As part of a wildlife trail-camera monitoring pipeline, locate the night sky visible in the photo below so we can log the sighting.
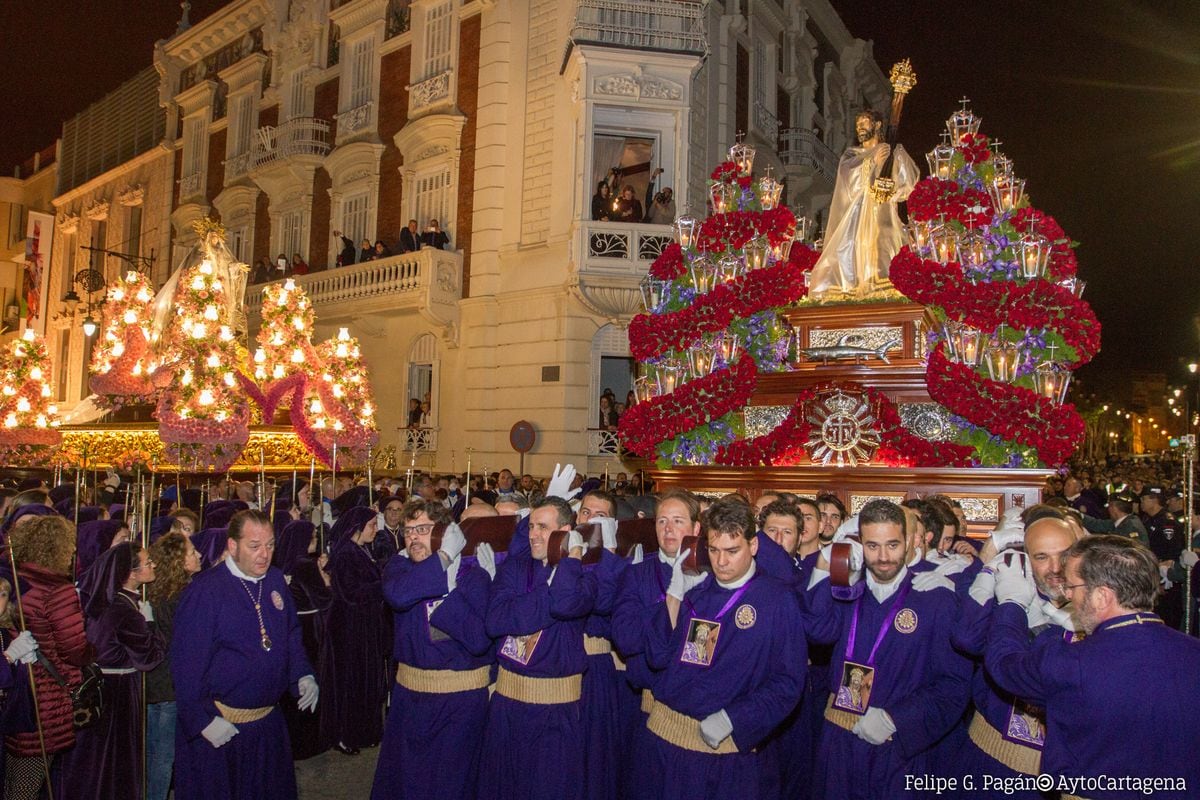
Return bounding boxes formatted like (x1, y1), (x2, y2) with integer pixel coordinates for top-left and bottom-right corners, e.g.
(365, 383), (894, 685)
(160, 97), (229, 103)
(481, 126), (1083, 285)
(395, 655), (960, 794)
(1, 1), (1196, 402)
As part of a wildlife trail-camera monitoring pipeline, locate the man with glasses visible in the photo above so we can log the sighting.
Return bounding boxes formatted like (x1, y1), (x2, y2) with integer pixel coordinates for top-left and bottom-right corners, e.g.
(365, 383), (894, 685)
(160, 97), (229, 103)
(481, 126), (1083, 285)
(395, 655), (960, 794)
(371, 498), (492, 800)
(986, 534), (1200, 796)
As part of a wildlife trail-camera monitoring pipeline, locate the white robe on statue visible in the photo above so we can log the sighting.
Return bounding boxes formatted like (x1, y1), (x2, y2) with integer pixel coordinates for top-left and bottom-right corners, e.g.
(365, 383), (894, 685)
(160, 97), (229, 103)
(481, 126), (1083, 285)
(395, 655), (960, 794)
(808, 142), (918, 296)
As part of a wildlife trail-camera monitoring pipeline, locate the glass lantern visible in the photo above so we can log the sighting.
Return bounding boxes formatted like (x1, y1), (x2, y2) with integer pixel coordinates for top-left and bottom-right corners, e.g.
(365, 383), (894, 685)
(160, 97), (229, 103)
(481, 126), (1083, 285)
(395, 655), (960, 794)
(957, 229), (989, 278)
(1034, 362), (1071, 405)
(953, 324), (986, 367)
(985, 341), (1021, 383)
(947, 105), (981, 145)
(758, 172), (783, 210)
(925, 136), (956, 180)
(729, 140), (756, 176)
(988, 176), (1025, 214)
(655, 360), (681, 395)
(744, 238), (769, 271)
(1016, 232), (1050, 279)
(1058, 277), (1086, 298)
(794, 215), (817, 244)
(634, 375), (656, 403)
(689, 256), (715, 294)
(992, 152), (1014, 182)
(719, 333), (740, 365)
(639, 274), (667, 313)
(673, 213), (698, 249)
(709, 182), (736, 215)
(718, 255), (744, 283)
(930, 226), (960, 265)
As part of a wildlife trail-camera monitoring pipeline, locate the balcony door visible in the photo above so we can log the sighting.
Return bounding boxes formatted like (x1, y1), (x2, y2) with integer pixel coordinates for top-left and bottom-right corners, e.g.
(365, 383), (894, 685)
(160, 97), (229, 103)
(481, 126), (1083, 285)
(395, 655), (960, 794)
(592, 133), (658, 215)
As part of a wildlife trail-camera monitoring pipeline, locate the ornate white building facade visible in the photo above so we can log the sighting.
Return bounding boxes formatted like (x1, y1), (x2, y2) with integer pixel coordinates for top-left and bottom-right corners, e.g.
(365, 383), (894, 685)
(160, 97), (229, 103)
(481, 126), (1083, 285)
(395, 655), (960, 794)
(44, 0), (888, 476)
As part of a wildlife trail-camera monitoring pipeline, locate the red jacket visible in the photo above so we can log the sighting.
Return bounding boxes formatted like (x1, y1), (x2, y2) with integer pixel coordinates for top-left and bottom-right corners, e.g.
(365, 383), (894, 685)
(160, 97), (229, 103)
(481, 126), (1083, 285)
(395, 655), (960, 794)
(5, 563), (93, 756)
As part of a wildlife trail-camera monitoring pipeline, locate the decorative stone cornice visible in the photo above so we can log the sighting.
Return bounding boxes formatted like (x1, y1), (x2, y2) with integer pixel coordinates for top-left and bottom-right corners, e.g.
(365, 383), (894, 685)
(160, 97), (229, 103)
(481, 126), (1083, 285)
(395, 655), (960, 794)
(57, 213), (80, 235)
(117, 185), (145, 207)
(84, 200), (111, 221)
(329, 0), (389, 38)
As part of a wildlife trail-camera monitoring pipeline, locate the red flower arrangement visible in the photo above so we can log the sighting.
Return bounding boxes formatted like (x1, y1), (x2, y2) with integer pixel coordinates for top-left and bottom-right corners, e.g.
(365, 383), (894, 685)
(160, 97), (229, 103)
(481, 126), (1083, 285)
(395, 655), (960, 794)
(717, 382), (974, 468)
(926, 347), (1084, 467)
(629, 250), (814, 361)
(710, 161), (739, 182)
(1011, 207), (1077, 280)
(906, 178), (994, 228)
(649, 242), (686, 281)
(958, 132), (991, 164)
(619, 356), (758, 459)
(695, 207), (797, 256)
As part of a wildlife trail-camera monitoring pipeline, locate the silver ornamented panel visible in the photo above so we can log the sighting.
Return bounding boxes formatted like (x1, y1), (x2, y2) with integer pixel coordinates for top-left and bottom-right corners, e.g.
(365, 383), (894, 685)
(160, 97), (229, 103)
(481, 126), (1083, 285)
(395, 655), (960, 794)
(744, 405), (791, 438)
(898, 403), (954, 442)
(808, 327), (903, 352)
(956, 497), (1000, 523)
(850, 494), (907, 515)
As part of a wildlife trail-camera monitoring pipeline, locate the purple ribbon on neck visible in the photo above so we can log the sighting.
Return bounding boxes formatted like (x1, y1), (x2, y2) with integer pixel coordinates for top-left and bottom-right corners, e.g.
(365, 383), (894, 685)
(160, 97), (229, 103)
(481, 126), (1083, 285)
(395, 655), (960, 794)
(687, 576), (755, 626)
(845, 579), (912, 667)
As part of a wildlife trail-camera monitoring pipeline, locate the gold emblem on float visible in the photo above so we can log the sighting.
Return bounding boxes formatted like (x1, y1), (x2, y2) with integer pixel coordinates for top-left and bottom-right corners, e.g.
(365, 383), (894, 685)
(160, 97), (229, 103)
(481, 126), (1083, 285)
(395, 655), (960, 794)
(803, 391), (882, 467)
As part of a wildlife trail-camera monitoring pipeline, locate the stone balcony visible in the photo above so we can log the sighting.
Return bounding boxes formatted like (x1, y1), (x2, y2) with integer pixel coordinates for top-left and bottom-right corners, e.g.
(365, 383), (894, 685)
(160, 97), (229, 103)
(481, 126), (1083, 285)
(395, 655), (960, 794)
(250, 117), (332, 170)
(568, 220), (673, 322)
(246, 248), (463, 328)
(568, 0), (708, 56)
(752, 101), (780, 147)
(409, 70), (453, 117)
(179, 171), (204, 201)
(779, 127), (838, 185)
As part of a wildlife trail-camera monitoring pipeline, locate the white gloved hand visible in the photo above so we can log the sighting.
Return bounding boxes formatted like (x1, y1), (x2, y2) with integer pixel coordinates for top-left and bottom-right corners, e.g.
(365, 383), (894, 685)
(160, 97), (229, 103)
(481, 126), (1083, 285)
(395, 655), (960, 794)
(631, 543), (644, 565)
(439, 523), (467, 563)
(1042, 600), (1077, 632)
(912, 571), (955, 593)
(446, 554), (461, 593)
(1025, 598), (1051, 629)
(138, 600), (155, 623)
(666, 549), (709, 601)
(699, 709), (733, 749)
(967, 569), (996, 607)
(297, 675), (319, 712)
(518, 507), (531, 520)
(104, 470), (121, 490)
(4, 631), (38, 665)
(989, 510), (1025, 553)
(852, 707), (896, 745)
(1159, 565), (1173, 591)
(546, 463), (581, 502)
(934, 554), (971, 577)
(993, 553), (1036, 608)
(1179, 549), (1198, 569)
(567, 530), (587, 559)
(819, 539), (864, 576)
(476, 543), (497, 580)
(595, 517), (618, 550)
(202, 716), (239, 747)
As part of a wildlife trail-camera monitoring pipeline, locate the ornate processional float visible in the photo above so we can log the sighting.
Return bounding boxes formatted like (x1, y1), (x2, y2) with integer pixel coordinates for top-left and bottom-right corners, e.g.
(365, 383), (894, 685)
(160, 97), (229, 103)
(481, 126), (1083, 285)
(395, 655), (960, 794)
(622, 65), (1100, 532)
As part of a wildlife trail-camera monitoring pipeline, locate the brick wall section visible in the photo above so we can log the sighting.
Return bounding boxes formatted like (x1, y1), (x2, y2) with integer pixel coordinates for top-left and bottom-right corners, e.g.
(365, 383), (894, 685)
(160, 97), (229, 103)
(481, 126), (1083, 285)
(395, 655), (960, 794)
(253, 190), (271, 266)
(309, 168), (332, 270)
(315, 77), (340, 145)
(206, 128), (226, 206)
(376, 46), (411, 247)
(520, 0), (557, 244)
(456, 15), (480, 298)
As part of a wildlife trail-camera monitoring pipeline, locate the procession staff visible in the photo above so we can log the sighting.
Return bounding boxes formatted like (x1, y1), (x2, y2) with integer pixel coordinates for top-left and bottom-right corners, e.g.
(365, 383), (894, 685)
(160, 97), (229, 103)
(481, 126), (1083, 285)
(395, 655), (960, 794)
(985, 534), (1200, 797)
(640, 499), (807, 800)
(171, 510), (317, 800)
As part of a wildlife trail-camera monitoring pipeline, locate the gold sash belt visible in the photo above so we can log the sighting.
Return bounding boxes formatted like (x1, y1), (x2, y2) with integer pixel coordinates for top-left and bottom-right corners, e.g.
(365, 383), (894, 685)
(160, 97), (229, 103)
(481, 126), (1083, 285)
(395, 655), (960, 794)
(640, 689), (655, 714)
(584, 635), (613, 655)
(646, 700), (738, 755)
(495, 667), (582, 705)
(395, 663), (491, 694)
(823, 694), (861, 733)
(967, 711), (1041, 776)
(611, 651), (627, 672)
(214, 700), (273, 725)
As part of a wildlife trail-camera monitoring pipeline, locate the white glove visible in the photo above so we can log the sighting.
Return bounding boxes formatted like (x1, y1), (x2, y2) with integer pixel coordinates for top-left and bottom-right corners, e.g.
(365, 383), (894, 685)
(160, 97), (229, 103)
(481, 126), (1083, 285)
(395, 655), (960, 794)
(439, 523), (467, 563)
(104, 470), (121, 490)
(699, 709), (733, 749)
(476, 542), (497, 580)
(202, 716), (239, 748)
(138, 600), (155, 623)
(1041, 600), (1076, 632)
(567, 530), (587, 559)
(446, 554), (461, 593)
(376, 512), (387, 530)
(934, 554), (971, 577)
(4, 631), (38, 665)
(1180, 549), (1199, 569)
(1025, 598), (1051, 629)
(518, 507), (530, 520)
(912, 571), (955, 593)
(631, 543), (644, 565)
(989, 512), (1025, 553)
(819, 539), (864, 576)
(546, 463), (581, 502)
(852, 707), (896, 745)
(1159, 565), (1173, 591)
(967, 569), (995, 607)
(666, 549), (709, 601)
(993, 553), (1036, 608)
(298, 675), (319, 712)
(595, 517), (618, 550)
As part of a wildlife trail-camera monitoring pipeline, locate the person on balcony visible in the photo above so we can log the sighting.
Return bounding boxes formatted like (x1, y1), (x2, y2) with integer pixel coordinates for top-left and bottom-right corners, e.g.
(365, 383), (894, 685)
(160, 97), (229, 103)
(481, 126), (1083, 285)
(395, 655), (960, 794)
(251, 257), (272, 284)
(420, 220), (450, 250)
(398, 219), (421, 254)
(643, 167), (675, 224)
(359, 239), (374, 263)
(272, 254), (290, 281)
(372, 240), (393, 260)
(591, 181), (614, 222)
(614, 184), (643, 223)
(333, 231), (356, 267)
(291, 253), (310, 276)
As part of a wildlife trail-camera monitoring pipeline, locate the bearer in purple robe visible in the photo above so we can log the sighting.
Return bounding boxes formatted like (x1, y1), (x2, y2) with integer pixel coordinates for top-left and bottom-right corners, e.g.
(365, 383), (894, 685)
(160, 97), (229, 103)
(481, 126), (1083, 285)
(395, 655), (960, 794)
(948, 513), (1079, 797)
(171, 510), (318, 800)
(477, 496), (597, 800)
(371, 498), (493, 800)
(985, 534), (1200, 798)
(802, 499), (972, 800)
(641, 498), (807, 800)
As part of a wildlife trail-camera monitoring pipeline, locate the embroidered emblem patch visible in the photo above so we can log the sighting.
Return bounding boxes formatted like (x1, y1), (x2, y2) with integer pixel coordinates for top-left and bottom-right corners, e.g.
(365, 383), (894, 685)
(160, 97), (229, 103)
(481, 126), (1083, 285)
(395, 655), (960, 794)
(893, 608), (918, 634)
(271, 590), (285, 611)
(735, 604), (757, 629)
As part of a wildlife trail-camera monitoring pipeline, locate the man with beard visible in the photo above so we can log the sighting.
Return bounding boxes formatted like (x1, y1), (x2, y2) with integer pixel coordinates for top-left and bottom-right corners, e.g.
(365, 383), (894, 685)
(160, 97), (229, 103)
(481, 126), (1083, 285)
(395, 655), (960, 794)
(611, 489), (700, 800)
(802, 499), (972, 799)
(816, 493), (846, 545)
(478, 496), (596, 800)
(371, 499), (493, 800)
(640, 499), (806, 800)
(985, 535), (1200, 797)
(947, 514), (1080, 797)
(807, 109), (919, 298)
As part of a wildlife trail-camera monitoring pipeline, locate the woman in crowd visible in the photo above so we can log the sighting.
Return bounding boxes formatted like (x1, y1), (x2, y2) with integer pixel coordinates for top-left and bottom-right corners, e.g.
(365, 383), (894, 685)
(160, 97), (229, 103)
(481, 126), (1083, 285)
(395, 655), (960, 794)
(322, 506), (388, 755)
(291, 252), (310, 275)
(614, 183), (643, 222)
(372, 240), (392, 259)
(274, 516), (331, 759)
(359, 239), (374, 264)
(144, 532), (202, 800)
(5, 515), (92, 800)
(63, 542), (165, 800)
(591, 180), (614, 221)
